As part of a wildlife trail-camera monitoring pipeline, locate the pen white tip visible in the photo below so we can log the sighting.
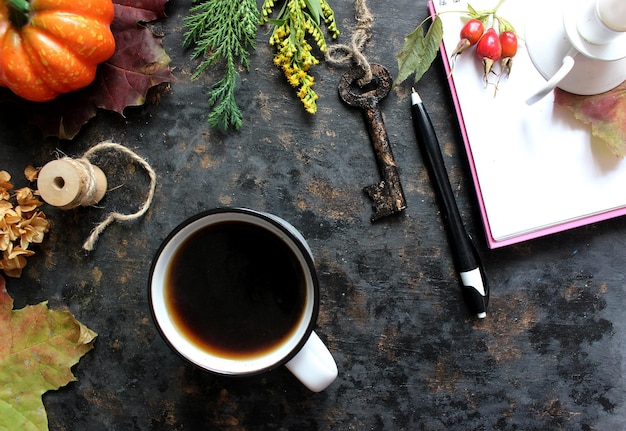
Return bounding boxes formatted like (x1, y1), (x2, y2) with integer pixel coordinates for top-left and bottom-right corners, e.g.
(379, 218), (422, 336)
(411, 87), (422, 105)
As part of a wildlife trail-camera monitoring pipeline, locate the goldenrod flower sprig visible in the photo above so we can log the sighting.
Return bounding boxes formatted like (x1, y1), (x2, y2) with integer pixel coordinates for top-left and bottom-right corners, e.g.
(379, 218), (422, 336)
(261, 0), (339, 114)
(0, 169), (50, 278)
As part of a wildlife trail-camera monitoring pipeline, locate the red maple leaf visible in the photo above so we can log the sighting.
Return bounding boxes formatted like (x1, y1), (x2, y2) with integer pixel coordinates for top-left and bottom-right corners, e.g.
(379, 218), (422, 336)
(555, 81), (626, 158)
(0, 0), (176, 140)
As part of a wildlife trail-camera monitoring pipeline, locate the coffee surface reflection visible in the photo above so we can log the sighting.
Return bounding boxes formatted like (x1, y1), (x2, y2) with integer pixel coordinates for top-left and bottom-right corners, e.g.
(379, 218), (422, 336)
(165, 220), (307, 360)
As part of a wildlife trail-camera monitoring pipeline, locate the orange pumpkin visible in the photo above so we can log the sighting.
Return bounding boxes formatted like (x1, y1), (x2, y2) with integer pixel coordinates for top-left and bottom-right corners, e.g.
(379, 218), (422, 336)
(0, 0), (116, 102)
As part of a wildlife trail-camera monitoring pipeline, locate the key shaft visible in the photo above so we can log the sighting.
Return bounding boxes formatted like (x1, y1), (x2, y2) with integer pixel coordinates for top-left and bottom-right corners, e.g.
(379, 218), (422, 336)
(338, 64), (407, 221)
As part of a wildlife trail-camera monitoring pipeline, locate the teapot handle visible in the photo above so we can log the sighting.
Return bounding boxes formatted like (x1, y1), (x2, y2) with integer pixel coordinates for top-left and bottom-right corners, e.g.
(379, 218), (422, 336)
(526, 54), (576, 105)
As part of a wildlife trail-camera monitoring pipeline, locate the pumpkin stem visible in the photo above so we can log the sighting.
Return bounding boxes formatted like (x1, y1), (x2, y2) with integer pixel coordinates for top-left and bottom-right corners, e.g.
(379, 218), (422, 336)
(6, 0), (30, 29)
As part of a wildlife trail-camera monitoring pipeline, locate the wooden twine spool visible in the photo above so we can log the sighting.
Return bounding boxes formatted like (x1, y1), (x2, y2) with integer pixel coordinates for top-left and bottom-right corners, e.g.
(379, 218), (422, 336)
(37, 158), (108, 210)
(35, 142), (156, 252)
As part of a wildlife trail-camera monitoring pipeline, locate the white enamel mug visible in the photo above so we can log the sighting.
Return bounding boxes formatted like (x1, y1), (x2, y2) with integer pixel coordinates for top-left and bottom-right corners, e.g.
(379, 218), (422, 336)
(149, 208), (338, 392)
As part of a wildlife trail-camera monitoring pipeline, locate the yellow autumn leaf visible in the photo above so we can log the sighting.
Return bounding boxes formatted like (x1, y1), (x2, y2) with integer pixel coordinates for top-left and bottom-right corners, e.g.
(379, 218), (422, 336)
(0, 275), (97, 431)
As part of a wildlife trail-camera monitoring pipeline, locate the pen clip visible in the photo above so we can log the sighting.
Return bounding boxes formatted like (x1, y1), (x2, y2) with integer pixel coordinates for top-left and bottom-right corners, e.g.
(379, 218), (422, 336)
(464, 233), (490, 313)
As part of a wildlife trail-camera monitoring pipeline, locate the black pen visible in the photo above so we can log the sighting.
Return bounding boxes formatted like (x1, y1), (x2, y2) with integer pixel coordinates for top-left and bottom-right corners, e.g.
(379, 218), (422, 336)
(410, 88), (489, 318)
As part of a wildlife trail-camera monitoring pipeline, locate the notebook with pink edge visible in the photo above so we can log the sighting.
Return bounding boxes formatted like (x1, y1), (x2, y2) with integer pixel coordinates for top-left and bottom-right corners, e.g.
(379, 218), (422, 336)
(428, 0), (626, 248)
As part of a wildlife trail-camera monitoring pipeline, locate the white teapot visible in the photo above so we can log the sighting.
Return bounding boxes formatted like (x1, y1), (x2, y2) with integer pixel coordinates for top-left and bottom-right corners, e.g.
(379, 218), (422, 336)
(526, 0), (626, 105)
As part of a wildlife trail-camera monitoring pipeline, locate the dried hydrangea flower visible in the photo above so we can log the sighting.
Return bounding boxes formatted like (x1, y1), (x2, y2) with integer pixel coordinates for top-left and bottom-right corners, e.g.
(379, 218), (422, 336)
(0, 221), (11, 251)
(1, 243), (35, 278)
(18, 212), (49, 248)
(2, 208), (21, 234)
(15, 187), (43, 213)
(0, 171), (13, 201)
(0, 199), (12, 216)
(24, 166), (39, 183)
(0, 169), (50, 278)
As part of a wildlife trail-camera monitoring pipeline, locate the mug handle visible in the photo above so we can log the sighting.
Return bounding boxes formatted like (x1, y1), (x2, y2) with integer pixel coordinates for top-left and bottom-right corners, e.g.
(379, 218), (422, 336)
(285, 331), (338, 392)
(526, 53), (576, 105)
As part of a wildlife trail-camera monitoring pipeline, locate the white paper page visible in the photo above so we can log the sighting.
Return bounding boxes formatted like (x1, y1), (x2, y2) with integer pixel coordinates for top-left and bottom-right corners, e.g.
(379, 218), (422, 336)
(434, 0), (626, 242)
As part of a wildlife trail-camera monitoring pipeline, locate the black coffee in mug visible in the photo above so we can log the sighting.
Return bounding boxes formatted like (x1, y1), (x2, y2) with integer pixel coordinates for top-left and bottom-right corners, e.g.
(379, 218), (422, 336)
(165, 220), (307, 360)
(150, 208), (337, 391)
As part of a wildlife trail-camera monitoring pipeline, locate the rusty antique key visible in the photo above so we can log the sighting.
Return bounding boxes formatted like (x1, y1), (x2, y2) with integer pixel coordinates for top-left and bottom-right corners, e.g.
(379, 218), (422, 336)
(338, 64), (407, 221)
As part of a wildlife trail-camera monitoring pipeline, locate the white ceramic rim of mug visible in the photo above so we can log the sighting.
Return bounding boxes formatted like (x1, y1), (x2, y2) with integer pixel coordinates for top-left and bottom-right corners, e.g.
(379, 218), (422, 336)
(149, 208), (319, 376)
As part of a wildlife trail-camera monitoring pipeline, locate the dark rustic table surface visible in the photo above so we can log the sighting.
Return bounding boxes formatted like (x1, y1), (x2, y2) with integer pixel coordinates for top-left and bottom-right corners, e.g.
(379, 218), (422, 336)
(3, 0), (626, 430)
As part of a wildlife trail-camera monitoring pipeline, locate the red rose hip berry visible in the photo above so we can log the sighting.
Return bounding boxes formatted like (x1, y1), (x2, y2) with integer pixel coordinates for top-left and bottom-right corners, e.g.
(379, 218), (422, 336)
(450, 19), (485, 59)
(499, 30), (518, 77)
(476, 28), (502, 83)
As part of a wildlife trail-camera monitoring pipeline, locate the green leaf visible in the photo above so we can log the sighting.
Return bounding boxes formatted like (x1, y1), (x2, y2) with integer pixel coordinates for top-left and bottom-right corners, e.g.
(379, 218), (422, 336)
(303, 0), (323, 24)
(395, 15), (443, 87)
(0, 276), (97, 431)
(497, 16), (516, 34)
(467, 3), (478, 18)
(267, 18), (286, 26)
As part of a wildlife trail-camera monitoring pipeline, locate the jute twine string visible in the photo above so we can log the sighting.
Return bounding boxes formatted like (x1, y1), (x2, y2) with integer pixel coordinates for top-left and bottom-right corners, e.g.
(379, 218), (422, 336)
(62, 157), (101, 208)
(68, 141), (157, 252)
(325, 0), (374, 85)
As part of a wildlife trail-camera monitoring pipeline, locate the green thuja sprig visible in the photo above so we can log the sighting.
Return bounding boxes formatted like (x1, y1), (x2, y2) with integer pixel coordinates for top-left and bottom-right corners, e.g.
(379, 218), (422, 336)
(260, 0), (339, 114)
(183, 0), (259, 130)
